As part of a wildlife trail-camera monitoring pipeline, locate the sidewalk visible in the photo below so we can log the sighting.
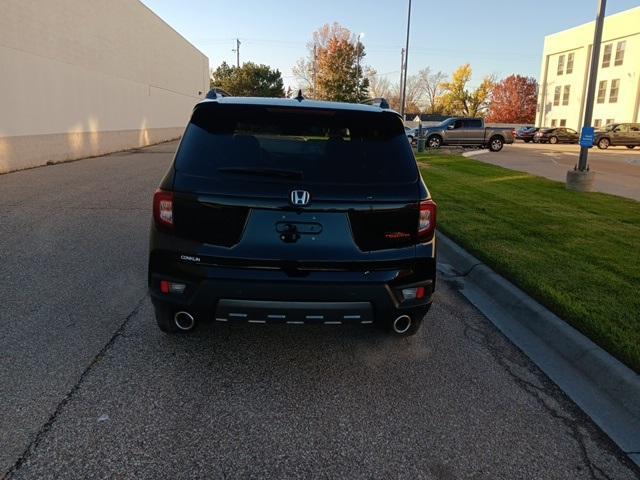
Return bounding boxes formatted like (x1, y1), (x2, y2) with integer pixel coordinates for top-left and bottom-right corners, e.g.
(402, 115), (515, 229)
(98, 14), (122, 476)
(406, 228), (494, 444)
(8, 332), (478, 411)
(469, 143), (640, 201)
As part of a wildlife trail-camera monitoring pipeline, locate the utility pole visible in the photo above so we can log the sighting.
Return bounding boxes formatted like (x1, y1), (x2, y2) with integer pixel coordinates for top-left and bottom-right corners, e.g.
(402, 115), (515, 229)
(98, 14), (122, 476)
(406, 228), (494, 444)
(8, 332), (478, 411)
(400, 0), (412, 120)
(567, 0), (606, 191)
(232, 38), (241, 68)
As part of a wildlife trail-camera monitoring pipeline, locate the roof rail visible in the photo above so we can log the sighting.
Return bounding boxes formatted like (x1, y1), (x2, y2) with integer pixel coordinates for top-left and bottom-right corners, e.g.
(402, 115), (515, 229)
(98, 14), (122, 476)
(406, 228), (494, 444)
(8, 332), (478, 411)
(206, 88), (231, 99)
(361, 97), (390, 109)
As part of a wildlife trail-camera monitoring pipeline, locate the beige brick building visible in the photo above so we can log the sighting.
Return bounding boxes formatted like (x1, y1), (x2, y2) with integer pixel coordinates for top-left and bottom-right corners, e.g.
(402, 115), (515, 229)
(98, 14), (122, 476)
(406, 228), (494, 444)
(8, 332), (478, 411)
(536, 6), (640, 130)
(0, 1), (209, 173)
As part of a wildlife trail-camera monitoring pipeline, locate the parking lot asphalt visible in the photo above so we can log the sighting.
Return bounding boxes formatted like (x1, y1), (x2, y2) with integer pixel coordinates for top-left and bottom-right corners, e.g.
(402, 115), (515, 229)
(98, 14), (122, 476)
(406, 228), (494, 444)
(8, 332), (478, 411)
(473, 142), (640, 201)
(1, 142), (639, 479)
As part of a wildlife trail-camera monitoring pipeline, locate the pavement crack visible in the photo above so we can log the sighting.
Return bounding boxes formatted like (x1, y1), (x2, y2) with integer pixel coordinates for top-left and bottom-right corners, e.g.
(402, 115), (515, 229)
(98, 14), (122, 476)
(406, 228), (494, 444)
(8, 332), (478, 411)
(3, 294), (148, 479)
(437, 262), (483, 281)
(459, 262), (483, 277)
(461, 314), (621, 480)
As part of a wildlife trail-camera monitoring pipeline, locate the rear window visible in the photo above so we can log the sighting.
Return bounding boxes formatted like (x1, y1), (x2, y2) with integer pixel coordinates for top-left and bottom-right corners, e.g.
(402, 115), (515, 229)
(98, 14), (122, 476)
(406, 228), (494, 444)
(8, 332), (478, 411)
(463, 119), (482, 128)
(175, 103), (417, 185)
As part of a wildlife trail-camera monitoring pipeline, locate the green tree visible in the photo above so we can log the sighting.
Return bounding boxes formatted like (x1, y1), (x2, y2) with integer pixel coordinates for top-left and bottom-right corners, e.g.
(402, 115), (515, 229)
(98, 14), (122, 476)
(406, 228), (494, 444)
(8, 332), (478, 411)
(210, 61), (285, 97)
(440, 64), (494, 117)
(293, 23), (369, 102)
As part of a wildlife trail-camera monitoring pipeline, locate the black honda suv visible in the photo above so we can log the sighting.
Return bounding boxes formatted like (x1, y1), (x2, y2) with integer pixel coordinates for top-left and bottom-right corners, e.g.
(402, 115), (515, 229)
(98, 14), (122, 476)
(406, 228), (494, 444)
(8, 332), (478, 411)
(148, 94), (437, 336)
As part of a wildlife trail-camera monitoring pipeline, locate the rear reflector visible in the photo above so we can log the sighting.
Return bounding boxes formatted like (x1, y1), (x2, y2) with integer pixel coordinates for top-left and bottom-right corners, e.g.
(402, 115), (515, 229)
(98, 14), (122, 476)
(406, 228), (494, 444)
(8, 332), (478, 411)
(160, 280), (186, 294)
(401, 286), (426, 300)
(153, 190), (174, 228)
(418, 199), (437, 242)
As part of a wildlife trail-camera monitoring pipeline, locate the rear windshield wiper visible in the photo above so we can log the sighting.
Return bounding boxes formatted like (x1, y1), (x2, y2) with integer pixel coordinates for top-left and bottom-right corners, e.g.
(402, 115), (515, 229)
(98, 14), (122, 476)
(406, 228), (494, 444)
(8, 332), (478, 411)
(217, 167), (303, 180)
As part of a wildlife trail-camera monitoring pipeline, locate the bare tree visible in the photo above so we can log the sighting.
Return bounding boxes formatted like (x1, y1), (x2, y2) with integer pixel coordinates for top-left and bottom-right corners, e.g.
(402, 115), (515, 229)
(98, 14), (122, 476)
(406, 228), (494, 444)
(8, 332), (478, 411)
(418, 68), (448, 114)
(365, 68), (391, 98)
(292, 57), (314, 95)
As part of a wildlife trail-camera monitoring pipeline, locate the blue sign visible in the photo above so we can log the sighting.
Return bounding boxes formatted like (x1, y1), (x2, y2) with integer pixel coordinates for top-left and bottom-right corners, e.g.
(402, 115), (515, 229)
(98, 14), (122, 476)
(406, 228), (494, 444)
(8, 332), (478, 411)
(580, 127), (595, 148)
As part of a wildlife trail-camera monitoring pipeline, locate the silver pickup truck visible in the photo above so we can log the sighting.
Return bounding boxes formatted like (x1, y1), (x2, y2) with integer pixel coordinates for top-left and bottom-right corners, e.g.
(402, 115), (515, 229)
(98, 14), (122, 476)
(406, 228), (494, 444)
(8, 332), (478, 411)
(422, 117), (514, 152)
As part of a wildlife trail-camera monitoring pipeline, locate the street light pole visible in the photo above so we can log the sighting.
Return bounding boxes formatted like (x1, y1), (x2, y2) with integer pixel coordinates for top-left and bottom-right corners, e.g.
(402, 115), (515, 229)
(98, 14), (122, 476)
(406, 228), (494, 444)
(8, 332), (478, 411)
(356, 33), (363, 98)
(566, 0), (606, 192)
(400, 0), (412, 120)
(399, 48), (405, 110)
(577, 0), (607, 172)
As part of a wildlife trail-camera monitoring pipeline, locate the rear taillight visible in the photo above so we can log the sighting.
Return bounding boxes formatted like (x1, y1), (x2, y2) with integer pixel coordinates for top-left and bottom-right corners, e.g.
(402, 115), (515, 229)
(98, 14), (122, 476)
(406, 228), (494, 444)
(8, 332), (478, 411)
(418, 199), (437, 242)
(153, 189), (174, 228)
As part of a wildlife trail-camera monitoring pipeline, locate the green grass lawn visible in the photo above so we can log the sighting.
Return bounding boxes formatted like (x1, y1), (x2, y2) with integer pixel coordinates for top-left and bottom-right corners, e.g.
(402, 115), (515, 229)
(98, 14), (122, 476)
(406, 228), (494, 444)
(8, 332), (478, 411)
(417, 153), (640, 372)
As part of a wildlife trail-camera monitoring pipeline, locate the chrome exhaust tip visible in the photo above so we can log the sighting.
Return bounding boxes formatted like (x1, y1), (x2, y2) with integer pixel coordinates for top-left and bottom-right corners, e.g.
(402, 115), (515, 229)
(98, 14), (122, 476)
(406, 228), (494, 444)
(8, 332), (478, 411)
(392, 315), (412, 334)
(174, 311), (195, 331)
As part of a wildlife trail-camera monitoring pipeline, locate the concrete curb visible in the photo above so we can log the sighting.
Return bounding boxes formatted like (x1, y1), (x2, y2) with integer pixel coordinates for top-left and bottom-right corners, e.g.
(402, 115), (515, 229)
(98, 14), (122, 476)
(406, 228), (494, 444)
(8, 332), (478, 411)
(436, 232), (640, 466)
(461, 149), (490, 157)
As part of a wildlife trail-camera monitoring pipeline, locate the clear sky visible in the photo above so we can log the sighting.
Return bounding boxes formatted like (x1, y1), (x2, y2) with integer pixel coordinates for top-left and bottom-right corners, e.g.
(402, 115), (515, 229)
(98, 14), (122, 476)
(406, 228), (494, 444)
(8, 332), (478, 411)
(141, 0), (640, 88)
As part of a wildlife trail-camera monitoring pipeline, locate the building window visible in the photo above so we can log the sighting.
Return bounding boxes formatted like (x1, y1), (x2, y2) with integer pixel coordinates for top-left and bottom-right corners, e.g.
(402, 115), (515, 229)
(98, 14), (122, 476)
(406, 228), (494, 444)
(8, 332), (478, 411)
(557, 55), (565, 75)
(615, 41), (626, 66)
(553, 86), (561, 106)
(606, 119), (614, 126)
(562, 85), (570, 105)
(566, 53), (574, 74)
(609, 79), (620, 103)
(597, 80), (607, 103)
(602, 43), (612, 68)
(551, 119), (557, 127)
(560, 119), (567, 127)
(594, 119), (602, 128)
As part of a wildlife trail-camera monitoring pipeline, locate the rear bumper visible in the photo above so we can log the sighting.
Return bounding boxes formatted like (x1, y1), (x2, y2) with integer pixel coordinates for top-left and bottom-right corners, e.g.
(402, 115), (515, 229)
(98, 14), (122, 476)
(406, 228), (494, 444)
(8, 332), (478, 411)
(148, 250), (436, 327)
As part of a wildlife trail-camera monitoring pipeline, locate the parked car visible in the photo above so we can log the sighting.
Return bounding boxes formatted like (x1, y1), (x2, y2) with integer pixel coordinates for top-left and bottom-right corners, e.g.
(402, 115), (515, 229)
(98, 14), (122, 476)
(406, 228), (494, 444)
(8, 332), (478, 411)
(533, 127), (579, 144)
(405, 126), (426, 145)
(423, 117), (514, 152)
(405, 126), (415, 143)
(594, 123), (640, 149)
(515, 127), (539, 142)
(148, 94), (437, 336)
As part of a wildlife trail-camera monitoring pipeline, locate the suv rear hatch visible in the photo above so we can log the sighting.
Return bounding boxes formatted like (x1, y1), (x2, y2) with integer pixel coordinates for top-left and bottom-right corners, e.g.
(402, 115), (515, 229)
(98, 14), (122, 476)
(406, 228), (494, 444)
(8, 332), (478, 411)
(167, 101), (429, 268)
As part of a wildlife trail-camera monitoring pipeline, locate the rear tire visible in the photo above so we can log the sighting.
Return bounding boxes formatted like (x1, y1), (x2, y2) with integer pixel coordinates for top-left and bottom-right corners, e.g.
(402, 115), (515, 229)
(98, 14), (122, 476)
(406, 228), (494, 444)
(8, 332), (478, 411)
(627, 145), (635, 149)
(427, 135), (442, 148)
(549, 136), (558, 144)
(597, 138), (610, 149)
(524, 139), (531, 143)
(154, 304), (181, 334)
(489, 136), (504, 152)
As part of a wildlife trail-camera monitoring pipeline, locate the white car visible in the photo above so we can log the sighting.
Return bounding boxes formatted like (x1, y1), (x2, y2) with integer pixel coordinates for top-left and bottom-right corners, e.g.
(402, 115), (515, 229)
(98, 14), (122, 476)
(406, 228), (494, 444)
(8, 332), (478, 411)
(405, 126), (415, 143)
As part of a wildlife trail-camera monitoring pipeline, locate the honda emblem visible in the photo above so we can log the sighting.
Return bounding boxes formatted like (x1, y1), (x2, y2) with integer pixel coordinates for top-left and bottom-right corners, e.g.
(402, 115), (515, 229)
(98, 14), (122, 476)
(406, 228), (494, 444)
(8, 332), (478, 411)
(290, 190), (310, 206)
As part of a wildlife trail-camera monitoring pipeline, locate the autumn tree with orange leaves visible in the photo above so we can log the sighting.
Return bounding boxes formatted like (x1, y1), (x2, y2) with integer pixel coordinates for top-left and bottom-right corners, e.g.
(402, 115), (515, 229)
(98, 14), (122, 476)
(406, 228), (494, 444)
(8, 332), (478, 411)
(293, 23), (369, 102)
(486, 75), (538, 123)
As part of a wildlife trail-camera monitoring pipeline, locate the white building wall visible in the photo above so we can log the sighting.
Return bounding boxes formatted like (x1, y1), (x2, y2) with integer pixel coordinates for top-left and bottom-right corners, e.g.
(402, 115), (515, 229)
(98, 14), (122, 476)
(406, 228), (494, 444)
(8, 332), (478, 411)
(536, 6), (640, 130)
(0, 0), (209, 173)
